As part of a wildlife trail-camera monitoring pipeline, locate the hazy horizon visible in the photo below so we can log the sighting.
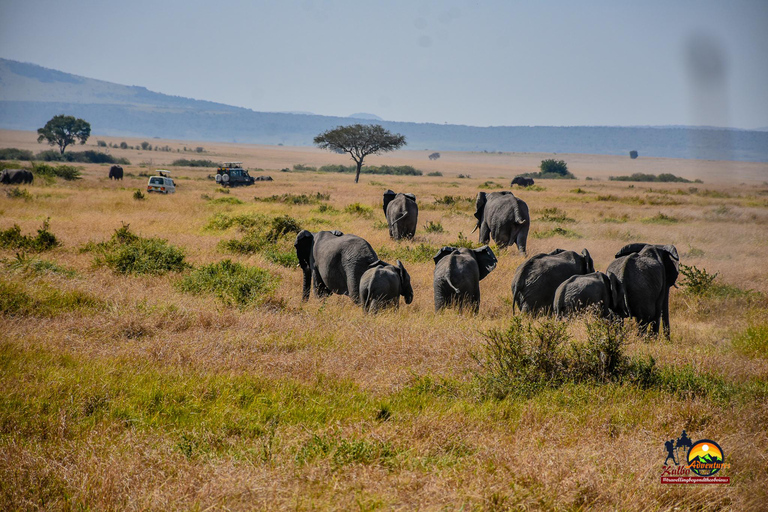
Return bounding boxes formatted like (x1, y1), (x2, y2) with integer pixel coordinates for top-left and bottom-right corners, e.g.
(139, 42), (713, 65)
(1, 0), (767, 130)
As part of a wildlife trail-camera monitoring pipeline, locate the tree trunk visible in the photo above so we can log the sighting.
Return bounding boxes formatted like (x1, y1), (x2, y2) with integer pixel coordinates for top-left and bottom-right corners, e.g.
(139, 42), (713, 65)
(354, 159), (363, 183)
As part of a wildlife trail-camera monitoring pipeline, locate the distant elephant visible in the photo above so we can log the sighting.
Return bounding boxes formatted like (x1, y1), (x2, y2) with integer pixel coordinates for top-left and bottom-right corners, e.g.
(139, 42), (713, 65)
(511, 176), (534, 187)
(512, 248), (595, 314)
(359, 259), (414, 313)
(0, 169), (32, 184)
(553, 271), (627, 318)
(109, 165), (123, 180)
(295, 230), (379, 304)
(433, 246), (497, 313)
(473, 191), (530, 253)
(255, 176), (273, 181)
(383, 190), (418, 240)
(606, 243), (679, 337)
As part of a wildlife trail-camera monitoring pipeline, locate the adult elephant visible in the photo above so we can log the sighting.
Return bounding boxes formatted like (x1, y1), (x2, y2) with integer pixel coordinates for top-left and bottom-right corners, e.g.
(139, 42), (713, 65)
(606, 243), (679, 337)
(383, 190), (418, 240)
(512, 248), (594, 314)
(553, 271), (627, 319)
(294, 230), (379, 304)
(511, 176), (534, 187)
(473, 191), (530, 253)
(433, 245), (497, 313)
(0, 169), (32, 184)
(109, 165), (123, 180)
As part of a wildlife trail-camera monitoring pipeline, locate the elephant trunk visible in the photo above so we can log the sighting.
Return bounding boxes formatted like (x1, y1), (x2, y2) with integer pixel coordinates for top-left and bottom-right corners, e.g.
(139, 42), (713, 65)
(301, 267), (312, 302)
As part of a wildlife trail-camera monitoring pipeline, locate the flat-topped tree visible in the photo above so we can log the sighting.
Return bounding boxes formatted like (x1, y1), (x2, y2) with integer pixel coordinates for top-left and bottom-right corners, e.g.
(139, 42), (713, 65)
(314, 124), (406, 183)
(37, 115), (91, 154)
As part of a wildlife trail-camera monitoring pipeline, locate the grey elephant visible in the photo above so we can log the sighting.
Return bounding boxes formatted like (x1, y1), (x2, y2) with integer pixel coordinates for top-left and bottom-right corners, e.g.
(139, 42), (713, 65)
(359, 259), (414, 313)
(433, 245), (497, 313)
(553, 271), (627, 318)
(512, 248), (595, 314)
(473, 191), (530, 253)
(1, 169), (33, 184)
(606, 243), (679, 337)
(109, 165), (123, 180)
(511, 176), (534, 187)
(294, 229), (379, 303)
(383, 190), (418, 240)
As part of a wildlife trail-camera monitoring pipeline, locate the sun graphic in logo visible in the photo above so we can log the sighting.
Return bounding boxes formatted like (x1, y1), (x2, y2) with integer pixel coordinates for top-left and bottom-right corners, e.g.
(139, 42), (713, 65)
(687, 439), (725, 476)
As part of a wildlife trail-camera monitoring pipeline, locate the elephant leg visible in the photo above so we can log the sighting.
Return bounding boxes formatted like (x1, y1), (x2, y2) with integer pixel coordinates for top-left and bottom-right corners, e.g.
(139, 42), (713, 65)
(347, 274), (362, 304)
(662, 291), (671, 338)
(313, 267), (332, 298)
(516, 226), (529, 255)
(479, 222), (491, 245)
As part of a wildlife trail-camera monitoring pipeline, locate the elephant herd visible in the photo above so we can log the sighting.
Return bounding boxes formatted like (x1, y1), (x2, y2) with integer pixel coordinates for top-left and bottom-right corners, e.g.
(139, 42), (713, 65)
(295, 189), (680, 337)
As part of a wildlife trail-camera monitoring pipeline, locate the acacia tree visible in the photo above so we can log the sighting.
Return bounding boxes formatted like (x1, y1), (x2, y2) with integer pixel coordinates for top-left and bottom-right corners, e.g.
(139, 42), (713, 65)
(37, 115), (91, 154)
(314, 124), (406, 183)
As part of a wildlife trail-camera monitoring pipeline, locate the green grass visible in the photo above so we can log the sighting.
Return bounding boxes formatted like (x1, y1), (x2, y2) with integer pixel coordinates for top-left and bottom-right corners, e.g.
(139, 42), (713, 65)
(0, 279), (101, 317)
(177, 259), (279, 307)
(344, 203), (373, 217)
(206, 212), (266, 231)
(478, 181), (503, 189)
(531, 226), (582, 239)
(732, 323), (768, 358)
(84, 224), (188, 275)
(537, 207), (576, 223)
(4, 187), (32, 201)
(377, 243), (438, 263)
(424, 221), (444, 233)
(207, 196), (243, 205)
(255, 192), (330, 205)
(3, 253), (76, 277)
(641, 212), (679, 224)
(219, 215), (301, 257)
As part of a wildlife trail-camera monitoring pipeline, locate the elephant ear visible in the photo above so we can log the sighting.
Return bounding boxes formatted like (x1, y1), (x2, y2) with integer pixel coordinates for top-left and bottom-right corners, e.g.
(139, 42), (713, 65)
(581, 248), (595, 273)
(367, 259), (386, 269)
(609, 272), (627, 317)
(330, 230), (344, 236)
(294, 230), (314, 271)
(659, 245), (680, 287)
(473, 192), (487, 229)
(403, 193), (416, 202)
(433, 246), (458, 266)
(661, 244), (679, 261)
(474, 245), (498, 281)
(383, 190), (396, 215)
(615, 243), (650, 258)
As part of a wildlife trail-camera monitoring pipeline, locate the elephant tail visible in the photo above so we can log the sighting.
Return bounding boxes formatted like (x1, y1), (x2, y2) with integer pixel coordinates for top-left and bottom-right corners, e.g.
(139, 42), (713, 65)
(391, 211), (409, 224)
(446, 257), (461, 295)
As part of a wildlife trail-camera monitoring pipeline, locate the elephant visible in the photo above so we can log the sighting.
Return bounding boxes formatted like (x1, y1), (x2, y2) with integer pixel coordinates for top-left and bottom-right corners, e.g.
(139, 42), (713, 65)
(511, 176), (534, 187)
(433, 245), (497, 313)
(383, 190), (418, 240)
(473, 191), (530, 253)
(254, 175), (273, 181)
(109, 165), (123, 180)
(512, 248), (595, 314)
(359, 259), (414, 313)
(553, 271), (627, 318)
(294, 230), (379, 304)
(606, 243), (679, 337)
(0, 169), (33, 184)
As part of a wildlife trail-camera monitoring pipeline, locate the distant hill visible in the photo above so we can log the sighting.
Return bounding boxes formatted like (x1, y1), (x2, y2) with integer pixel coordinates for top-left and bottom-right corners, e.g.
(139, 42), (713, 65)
(2, 58), (768, 162)
(348, 113), (384, 121)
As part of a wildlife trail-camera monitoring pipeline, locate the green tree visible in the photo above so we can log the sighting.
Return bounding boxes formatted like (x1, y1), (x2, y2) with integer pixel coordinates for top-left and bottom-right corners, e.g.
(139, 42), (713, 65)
(36, 115), (91, 155)
(314, 124), (406, 183)
(539, 159), (569, 176)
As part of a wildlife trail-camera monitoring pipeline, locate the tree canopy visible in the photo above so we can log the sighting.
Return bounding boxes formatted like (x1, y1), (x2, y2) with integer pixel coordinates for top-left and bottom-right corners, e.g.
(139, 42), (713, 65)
(37, 115), (91, 154)
(314, 124), (406, 183)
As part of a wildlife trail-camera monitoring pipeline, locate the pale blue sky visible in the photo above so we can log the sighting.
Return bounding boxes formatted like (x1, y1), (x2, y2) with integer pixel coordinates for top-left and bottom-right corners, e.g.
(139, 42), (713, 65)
(1, 0), (766, 129)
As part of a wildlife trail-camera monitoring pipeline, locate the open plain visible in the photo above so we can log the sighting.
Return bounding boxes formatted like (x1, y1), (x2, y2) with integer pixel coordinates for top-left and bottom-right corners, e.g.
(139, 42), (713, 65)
(1, 130), (768, 510)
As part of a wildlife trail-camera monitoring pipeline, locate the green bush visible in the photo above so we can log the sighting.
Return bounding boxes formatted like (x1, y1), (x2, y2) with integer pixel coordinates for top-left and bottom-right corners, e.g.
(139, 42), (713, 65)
(424, 221), (444, 233)
(86, 224), (188, 275)
(219, 215), (302, 265)
(0, 148), (34, 160)
(31, 162), (82, 180)
(0, 220), (60, 252)
(479, 181), (503, 189)
(0, 279), (101, 317)
(344, 203), (373, 217)
(316, 164), (422, 176)
(377, 243), (438, 263)
(177, 260), (279, 307)
(427, 171), (443, 177)
(5, 187), (32, 201)
(206, 213), (266, 231)
(133, 190), (145, 200)
(4, 253), (76, 277)
(34, 150), (129, 165)
(540, 159), (568, 176)
(609, 173), (700, 183)
(537, 207), (575, 223)
(732, 323), (768, 359)
(255, 192), (330, 205)
(532, 227), (582, 239)
(171, 159), (218, 167)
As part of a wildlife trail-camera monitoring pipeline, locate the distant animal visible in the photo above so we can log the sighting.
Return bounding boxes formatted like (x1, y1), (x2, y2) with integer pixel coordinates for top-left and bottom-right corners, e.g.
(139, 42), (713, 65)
(295, 230), (379, 304)
(254, 176), (273, 181)
(473, 191), (530, 253)
(553, 271), (627, 318)
(359, 259), (414, 313)
(433, 246), (497, 313)
(428, 152), (440, 160)
(512, 248), (595, 314)
(109, 165), (123, 180)
(606, 243), (679, 337)
(383, 190), (418, 240)
(511, 176), (534, 187)
(0, 169), (33, 184)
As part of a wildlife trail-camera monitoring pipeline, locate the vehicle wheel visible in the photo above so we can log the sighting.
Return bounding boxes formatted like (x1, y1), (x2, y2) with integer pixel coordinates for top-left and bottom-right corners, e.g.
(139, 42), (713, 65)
(221, 174), (230, 184)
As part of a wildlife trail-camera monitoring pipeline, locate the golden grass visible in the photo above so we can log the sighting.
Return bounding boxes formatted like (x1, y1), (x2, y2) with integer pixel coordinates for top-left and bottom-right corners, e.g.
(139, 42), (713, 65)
(1, 129), (768, 510)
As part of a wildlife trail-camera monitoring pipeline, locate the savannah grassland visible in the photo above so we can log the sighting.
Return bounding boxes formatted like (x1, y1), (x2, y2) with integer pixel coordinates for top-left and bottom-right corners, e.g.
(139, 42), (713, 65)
(1, 130), (768, 510)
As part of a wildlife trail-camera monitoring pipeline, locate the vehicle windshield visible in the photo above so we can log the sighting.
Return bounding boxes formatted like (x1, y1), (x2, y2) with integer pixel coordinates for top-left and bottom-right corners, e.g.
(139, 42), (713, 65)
(149, 177), (164, 184)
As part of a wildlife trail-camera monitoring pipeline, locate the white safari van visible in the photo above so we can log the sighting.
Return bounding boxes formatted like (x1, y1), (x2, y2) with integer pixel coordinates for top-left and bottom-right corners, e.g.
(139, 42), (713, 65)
(146, 170), (176, 194)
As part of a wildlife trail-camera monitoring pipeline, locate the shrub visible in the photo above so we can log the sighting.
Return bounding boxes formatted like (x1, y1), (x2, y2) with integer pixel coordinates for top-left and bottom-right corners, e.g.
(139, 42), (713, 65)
(97, 140), (107, 147)
(629, 150), (638, 159)
(344, 203), (373, 217)
(540, 159), (569, 176)
(177, 260), (278, 307)
(33, 150), (129, 164)
(678, 264), (718, 296)
(479, 181), (503, 189)
(5, 187), (32, 201)
(219, 215), (301, 259)
(5, 253), (76, 277)
(432, 195), (474, 208)
(86, 224), (188, 275)
(316, 164), (422, 176)
(208, 197), (244, 205)
(427, 171), (443, 177)
(424, 221), (444, 233)
(255, 192), (330, 205)
(609, 173), (698, 183)
(377, 243), (438, 263)
(31, 162), (82, 180)
(641, 212), (678, 224)
(133, 190), (145, 201)
(120, 142), (128, 149)
(140, 141), (151, 150)
(732, 323), (768, 359)
(532, 227), (582, 239)
(537, 207), (575, 223)
(0, 279), (101, 317)
(171, 159), (218, 167)
(0, 148), (34, 160)
(0, 220), (60, 252)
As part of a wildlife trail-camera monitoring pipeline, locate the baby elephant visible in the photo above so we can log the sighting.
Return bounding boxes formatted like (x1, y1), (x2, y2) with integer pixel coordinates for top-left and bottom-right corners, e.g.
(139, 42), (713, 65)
(433, 246), (497, 313)
(553, 271), (626, 318)
(359, 260), (414, 313)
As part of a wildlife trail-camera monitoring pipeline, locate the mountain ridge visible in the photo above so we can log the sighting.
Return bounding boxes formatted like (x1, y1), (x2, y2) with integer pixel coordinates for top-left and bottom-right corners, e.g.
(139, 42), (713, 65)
(2, 58), (768, 162)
